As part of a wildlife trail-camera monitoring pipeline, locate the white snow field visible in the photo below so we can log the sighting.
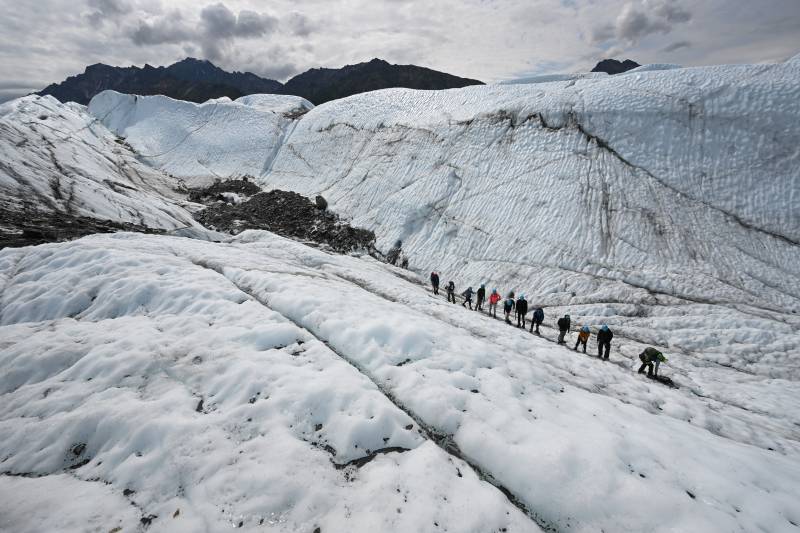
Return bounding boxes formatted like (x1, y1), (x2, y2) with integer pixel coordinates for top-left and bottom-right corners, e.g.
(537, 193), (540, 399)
(1, 231), (799, 533)
(86, 58), (800, 377)
(0, 96), (200, 232)
(89, 91), (312, 181)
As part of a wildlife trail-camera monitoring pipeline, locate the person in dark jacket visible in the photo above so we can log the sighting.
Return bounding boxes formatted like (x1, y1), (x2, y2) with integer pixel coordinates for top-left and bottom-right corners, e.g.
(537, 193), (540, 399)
(638, 347), (666, 377)
(515, 294), (528, 328)
(430, 272), (440, 295)
(475, 284), (486, 311)
(446, 281), (456, 303)
(596, 324), (613, 359)
(462, 286), (474, 309)
(503, 296), (515, 324)
(557, 314), (571, 344)
(530, 307), (544, 334)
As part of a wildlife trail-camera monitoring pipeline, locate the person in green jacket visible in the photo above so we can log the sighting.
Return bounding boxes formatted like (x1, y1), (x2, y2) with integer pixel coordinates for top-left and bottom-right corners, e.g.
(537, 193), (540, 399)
(638, 347), (667, 377)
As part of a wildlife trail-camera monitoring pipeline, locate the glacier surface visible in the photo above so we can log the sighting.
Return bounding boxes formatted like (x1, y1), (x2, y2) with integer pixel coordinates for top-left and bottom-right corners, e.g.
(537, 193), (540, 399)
(1, 232), (799, 532)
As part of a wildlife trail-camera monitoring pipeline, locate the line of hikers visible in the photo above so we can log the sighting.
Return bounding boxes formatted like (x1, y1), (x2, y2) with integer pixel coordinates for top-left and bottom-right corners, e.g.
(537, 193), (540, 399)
(430, 271), (668, 376)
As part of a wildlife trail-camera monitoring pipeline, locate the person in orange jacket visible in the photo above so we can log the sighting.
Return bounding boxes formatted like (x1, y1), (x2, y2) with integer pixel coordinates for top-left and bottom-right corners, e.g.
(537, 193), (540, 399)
(574, 325), (590, 353)
(488, 288), (501, 318)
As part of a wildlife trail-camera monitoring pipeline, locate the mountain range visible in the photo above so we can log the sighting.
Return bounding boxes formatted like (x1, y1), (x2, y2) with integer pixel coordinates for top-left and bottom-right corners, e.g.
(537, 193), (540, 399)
(38, 57), (484, 106)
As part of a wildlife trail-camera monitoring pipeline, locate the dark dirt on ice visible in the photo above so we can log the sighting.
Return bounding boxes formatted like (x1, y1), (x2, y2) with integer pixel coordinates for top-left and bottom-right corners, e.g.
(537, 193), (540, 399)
(190, 181), (377, 255)
(0, 208), (164, 249)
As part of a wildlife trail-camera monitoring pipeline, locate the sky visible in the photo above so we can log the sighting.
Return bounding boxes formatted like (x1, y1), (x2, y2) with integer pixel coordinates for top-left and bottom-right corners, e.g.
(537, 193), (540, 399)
(1, 0), (799, 102)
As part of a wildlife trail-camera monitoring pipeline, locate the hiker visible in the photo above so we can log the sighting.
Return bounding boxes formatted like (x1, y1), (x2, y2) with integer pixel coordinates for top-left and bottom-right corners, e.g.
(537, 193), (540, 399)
(430, 271), (440, 295)
(503, 295), (515, 324)
(446, 281), (456, 303)
(574, 325), (590, 353)
(557, 314), (571, 344)
(638, 347), (667, 377)
(597, 324), (613, 359)
(516, 294), (528, 328)
(530, 306), (544, 334)
(476, 284), (486, 311)
(462, 286), (474, 310)
(488, 289), (501, 318)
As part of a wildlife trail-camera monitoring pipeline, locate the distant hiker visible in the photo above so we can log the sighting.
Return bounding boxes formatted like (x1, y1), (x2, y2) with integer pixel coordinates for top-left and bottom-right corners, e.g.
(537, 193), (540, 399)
(476, 284), (486, 311)
(462, 286), (474, 310)
(574, 325), (590, 353)
(488, 289), (501, 318)
(503, 296), (515, 324)
(638, 347), (667, 377)
(401, 256), (409, 269)
(530, 306), (544, 334)
(557, 314), (571, 344)
(516, 294), (528, 328)
(597, 324), (613, 359)
(387, 240), (402, 265)
(446, 281), (456, 303)
(430, 272), (440, 295)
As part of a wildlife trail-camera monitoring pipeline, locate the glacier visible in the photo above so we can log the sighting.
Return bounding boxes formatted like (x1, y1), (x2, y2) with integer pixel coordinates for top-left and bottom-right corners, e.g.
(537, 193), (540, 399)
(87, 59), (800, 375)
(1, 57), (800, 532)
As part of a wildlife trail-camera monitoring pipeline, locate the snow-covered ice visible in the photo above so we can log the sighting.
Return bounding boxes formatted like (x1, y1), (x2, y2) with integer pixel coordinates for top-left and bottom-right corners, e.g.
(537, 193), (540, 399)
(2, 231), (799, 532)
(81, 58), (800, 374)
(90, 91), (312, 181)
(0, 95), (201, 232)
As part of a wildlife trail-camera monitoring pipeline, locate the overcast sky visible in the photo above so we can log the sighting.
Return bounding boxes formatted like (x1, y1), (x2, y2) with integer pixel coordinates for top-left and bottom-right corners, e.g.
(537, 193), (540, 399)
(1, 0), (799, 102)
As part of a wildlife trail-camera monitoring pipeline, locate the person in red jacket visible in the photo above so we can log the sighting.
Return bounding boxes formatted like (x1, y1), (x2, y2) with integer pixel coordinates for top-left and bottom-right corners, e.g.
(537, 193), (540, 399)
(488, 289), (501, 318)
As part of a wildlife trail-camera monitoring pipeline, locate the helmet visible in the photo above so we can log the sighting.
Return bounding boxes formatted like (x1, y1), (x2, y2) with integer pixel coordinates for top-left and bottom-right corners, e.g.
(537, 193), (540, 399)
(601, 324), (609, 331)
(492, 288), (497, 293)
(582, 325), (590, 332)
(565, 314), (570, 318)
(520, 294), (525, 299)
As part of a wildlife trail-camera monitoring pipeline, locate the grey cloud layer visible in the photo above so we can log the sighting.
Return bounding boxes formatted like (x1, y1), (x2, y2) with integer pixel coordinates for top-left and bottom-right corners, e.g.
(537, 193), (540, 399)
(0, 0), (798, 103)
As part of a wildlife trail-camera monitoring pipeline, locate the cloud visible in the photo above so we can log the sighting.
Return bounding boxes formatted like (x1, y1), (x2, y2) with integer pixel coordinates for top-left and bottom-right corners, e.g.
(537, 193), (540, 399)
(662, 40), (691, 53)
(129, 10), (193, 46)
(125, 3), (283, 62)
(287, 12), (314, 37)
(85, 0), (131, 28)
(612, 0), (692, 45)
(235, 10), (278, 38)
(200, 3), (278, 39)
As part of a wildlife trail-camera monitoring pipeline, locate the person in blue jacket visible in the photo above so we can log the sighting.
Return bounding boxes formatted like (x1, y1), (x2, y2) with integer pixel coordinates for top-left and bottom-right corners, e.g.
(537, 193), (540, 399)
(503, 295), (515, 324)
